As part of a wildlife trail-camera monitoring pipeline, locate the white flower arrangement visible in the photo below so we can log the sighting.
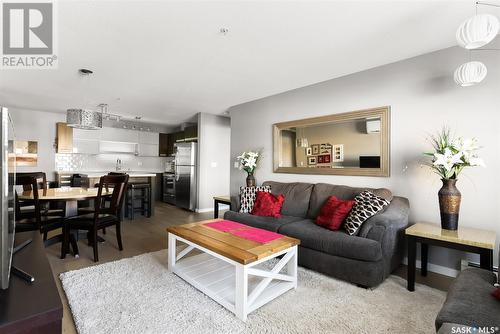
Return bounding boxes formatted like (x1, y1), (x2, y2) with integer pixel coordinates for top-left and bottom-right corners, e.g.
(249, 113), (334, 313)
(424, 128), (485, 180)
(236, 151), (260, 175)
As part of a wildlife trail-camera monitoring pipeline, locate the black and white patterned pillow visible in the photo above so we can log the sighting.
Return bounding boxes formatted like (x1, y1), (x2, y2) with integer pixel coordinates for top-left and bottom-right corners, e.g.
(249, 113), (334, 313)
(344, 191), (390, 236)
(239, 186), (271, 213)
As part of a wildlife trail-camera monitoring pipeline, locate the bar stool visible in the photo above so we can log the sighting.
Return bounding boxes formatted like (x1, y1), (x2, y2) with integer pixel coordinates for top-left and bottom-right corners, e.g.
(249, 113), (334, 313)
(125, 183), (151, 220)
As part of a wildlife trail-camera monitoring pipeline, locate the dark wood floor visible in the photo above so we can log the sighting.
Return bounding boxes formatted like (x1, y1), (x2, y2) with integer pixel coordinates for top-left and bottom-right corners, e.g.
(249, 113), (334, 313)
(42, 202), (452, 333)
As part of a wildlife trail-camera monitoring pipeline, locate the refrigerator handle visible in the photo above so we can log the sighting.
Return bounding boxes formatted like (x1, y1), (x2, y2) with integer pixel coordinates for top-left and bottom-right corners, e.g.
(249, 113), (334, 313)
(175, 164), (180, 181)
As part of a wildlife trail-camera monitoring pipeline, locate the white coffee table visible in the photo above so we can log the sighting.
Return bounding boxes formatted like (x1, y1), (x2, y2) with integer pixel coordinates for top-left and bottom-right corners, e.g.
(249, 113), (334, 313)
(166, 219), (300, 321)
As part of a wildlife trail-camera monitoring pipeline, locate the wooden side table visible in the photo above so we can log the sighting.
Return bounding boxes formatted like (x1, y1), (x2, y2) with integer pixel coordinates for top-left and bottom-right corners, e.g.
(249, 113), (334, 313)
(406, 222), (496, 291)
(213, 196), (231, 219)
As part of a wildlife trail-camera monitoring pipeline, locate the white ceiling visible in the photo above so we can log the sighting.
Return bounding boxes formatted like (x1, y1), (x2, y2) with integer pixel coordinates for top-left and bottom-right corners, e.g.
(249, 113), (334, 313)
(0, 0), (480, 125)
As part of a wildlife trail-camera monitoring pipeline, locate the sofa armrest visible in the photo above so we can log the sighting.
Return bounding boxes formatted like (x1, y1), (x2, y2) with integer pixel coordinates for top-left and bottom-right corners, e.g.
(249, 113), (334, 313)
(358, 196), (410, 242)
(230, 195), (240, 212)
(358, 196), (410, 275)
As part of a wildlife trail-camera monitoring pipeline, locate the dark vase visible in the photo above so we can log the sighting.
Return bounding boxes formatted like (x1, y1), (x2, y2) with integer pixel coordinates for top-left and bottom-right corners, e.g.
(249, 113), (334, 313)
(246, 174), (256, 187)
(438, 179), (461, 230)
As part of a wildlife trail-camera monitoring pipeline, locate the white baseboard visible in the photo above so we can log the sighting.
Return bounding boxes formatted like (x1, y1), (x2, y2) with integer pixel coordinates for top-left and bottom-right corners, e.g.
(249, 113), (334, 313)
(196, 208), (213, 213)
(402, 257), (459, 278)
(196, 204), (230, 213)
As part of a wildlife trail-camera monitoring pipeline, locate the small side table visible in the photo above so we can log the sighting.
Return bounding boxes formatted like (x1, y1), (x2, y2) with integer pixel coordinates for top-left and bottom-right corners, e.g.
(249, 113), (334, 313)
(406, 222), (496, 292)
(213, 196), (231, 219)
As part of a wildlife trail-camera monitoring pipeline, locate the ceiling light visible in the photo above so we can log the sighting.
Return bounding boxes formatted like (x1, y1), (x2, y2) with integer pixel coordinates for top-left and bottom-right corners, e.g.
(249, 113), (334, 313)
(67, 109), (103, 130)
(454, 61), (487, 86)
(456, 14), (499, 49)
(67, 69), (103, 130)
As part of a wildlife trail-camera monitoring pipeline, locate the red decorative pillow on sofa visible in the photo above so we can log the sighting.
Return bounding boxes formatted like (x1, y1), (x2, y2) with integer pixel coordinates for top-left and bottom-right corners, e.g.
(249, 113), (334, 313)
(492, 288), (500, 300)
(251, 191), (285, 218)
(315, 196), (356, 231)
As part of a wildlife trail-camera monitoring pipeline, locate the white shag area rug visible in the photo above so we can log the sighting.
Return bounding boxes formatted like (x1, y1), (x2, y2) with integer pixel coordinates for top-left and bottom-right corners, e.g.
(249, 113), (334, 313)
(60, 250), (445, 334)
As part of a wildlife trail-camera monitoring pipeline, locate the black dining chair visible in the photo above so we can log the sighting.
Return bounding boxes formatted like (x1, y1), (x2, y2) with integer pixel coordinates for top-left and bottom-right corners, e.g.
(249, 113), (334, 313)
(14, 175), (64, 240)
(63, 174), (129, 262)
(16, 172), (65, 218)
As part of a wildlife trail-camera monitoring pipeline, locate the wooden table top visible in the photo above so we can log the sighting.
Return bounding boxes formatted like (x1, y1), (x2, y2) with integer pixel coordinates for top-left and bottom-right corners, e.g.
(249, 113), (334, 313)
(18, 187), (112, 201)
(167, 219), (300, 265)
(406, 222), (496, 250)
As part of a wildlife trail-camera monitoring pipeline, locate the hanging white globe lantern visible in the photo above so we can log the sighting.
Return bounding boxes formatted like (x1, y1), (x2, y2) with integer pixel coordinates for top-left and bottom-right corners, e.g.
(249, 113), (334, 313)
(456, 14), (499, 49)
(454, 61), (487, 86)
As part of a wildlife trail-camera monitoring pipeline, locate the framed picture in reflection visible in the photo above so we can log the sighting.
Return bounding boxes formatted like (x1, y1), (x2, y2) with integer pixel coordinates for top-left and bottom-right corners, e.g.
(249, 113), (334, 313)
(308, 156), (317, 165)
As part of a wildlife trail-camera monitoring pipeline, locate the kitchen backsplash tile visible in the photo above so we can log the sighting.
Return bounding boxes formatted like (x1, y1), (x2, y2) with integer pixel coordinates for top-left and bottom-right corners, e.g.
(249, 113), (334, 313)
(55, 153), (169, 172)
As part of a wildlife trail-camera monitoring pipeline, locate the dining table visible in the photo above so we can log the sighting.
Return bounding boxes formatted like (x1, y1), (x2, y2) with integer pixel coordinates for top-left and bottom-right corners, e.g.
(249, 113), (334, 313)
(18, 187), (113, 257)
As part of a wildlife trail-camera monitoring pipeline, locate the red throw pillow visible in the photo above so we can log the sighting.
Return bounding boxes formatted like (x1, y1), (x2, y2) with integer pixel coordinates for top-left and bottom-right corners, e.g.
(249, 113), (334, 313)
(251, 191), (285, 218)
(316, 196), (356, 231)
(492, 288), (500, 301)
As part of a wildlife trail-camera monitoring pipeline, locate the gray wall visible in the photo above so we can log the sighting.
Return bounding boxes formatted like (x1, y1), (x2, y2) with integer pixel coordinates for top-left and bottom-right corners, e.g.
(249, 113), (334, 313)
(197, 113), (231, 211)
(10, 108), (65, 181)
(228, 45), (500, 276)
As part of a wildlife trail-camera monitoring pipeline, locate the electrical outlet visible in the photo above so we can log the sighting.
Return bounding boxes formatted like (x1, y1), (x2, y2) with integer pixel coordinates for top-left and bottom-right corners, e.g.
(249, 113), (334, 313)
(234, 162), (239, 168)
(137, 161), (143, 166)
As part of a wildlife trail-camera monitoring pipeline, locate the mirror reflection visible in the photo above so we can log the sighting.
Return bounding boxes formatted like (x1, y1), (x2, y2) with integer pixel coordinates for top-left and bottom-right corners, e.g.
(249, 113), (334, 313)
(273, 106), (390, 177)
(279, 118), (381, 169)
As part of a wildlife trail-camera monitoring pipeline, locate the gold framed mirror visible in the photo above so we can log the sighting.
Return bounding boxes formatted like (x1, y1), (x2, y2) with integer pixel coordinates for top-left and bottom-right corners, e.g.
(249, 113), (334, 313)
(273, 106), (390, 177)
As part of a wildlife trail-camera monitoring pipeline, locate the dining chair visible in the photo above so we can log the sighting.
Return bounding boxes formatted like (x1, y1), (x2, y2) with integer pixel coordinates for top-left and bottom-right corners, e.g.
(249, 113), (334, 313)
(63, 174), (129, 262)
(14, 175), (64, 240)
(16, 172), (65, 218)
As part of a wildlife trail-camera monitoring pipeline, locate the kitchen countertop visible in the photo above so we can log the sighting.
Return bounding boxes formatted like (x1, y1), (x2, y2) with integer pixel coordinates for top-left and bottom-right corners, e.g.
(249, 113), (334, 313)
(57, 171), (159, 177)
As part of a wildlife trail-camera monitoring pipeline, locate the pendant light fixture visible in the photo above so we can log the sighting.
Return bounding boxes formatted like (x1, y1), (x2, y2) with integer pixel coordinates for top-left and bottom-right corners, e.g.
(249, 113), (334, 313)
(453, 1), (500, 87)
(66, 69), (103, 130)
(453, 61), (488, 86)
(456, 14), (499, 49)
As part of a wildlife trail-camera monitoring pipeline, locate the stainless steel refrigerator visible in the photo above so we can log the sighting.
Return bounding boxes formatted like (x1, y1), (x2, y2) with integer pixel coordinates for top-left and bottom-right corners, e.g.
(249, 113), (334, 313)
(174, 142), (197, 211)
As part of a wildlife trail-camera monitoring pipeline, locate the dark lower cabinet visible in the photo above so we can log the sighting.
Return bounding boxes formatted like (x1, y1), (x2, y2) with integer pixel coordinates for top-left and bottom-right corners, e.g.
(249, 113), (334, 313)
(0, 231), (63, 334)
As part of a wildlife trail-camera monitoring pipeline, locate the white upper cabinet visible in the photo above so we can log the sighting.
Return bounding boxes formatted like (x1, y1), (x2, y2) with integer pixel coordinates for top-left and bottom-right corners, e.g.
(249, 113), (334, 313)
(73, 139), (99, 154)
(137, 143), (159, 157)
(139, 131), (159, 145)
(101, 128), (139, 143)
(73, 128), (102, 141)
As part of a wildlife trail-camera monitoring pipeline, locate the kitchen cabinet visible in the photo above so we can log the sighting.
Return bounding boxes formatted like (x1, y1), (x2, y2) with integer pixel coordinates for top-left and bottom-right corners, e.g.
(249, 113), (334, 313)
(73, 127), (102, 140)
(174, 131), (184, 143)
(159, 133), (169, 157)
(101, 128), (139, 143)
(139, 131), (159, 145)
(57, 122), (73, 153)
(184, 125), (198, 142)
(73, 139), (99, 154)
(138, 143), (159, 156)
(99, 141), (137, 154)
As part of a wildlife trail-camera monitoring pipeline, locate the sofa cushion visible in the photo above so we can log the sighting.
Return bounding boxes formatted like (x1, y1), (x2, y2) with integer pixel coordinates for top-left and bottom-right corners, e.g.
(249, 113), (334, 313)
(315, 196), (355, 231)
(251, 191), (285, 218)
(223, 210), (303, 232)
(239, 185), (271, 213)
(307, 183), (393, 218)
(262, 181), (313, 218)
(436, 268), (500, 329)
(344, 191), (390, 236)
(278, 219), (382, 262)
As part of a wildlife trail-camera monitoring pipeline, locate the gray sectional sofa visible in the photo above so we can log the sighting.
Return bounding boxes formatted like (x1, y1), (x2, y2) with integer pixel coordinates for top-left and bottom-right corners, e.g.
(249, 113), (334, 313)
(436, 249), (500, 333)
(224, 181), (410, 287)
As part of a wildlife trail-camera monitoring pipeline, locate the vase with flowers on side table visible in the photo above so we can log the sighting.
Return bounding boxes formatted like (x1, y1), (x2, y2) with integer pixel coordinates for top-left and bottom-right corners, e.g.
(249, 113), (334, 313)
(424, 128), (485, 230)
(236, 151), (260, 187)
